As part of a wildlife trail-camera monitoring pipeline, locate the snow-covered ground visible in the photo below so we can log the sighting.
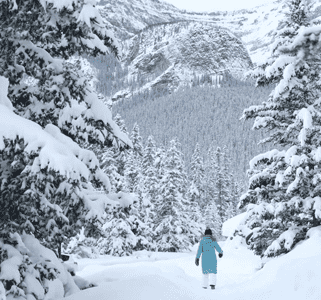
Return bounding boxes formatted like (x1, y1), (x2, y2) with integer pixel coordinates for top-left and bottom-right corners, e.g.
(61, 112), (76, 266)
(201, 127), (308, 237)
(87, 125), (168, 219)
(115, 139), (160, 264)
(59, 215), (321, 300)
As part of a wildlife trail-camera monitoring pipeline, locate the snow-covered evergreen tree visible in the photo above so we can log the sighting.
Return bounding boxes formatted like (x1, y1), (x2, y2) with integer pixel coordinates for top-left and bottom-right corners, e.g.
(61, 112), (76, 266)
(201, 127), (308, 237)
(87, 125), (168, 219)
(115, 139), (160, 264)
(114, 114), (129, 135)
(186, 182), (203, 224)
(113, 114), (129, 192)
(189, 143), (206, 210)
(0, 0), (132, 251)
(142, 136), (159, 220)
(186, 143), (205, 240)
(64, 227), (99, 259)
(0, 0), (131, 297)
(129, 199), (156, 251)
(154, 145), (167, 181)
(130, 123), (144, 157)
(124, 123), (144, 193)
(240, 0), (321, 257)
(204, 200), (222, 239)
(98, 206), (137, 256)
(154, 139), (194, 252)
(213, 147), (225, 222)
(221, 146), (232, 222)
(124, 151), (141, 193)
(100, 147), (120, 193)
(203, 143), (218, 213)
(228, 174), (241, 217)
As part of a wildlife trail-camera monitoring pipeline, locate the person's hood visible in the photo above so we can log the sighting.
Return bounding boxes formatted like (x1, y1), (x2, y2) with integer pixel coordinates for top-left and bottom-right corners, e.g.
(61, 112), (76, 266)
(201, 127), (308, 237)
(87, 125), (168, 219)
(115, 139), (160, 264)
(201, 234), (216, 241)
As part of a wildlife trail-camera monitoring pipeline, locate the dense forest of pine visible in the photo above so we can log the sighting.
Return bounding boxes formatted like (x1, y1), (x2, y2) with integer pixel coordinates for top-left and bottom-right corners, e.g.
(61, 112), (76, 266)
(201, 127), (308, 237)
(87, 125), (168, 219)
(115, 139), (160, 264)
(114, 78), (272, 185)
(87, 54), (273, 185)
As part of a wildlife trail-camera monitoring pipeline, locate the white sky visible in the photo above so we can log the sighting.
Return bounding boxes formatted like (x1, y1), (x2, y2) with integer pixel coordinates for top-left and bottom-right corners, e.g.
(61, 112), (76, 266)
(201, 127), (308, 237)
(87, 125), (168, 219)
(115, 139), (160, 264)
(164, 0), (273, 12)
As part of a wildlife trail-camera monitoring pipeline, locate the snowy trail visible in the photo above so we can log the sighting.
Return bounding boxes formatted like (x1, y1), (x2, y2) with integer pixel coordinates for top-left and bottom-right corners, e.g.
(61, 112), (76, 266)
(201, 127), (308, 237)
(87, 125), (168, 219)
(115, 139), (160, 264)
(61, 241), (263, 300)
(60, 224), (321, 300)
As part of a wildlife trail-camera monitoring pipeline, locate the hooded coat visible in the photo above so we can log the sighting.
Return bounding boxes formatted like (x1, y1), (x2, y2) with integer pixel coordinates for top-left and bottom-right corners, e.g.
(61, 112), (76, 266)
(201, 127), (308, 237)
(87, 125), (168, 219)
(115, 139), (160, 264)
(195, 235), (223, 274)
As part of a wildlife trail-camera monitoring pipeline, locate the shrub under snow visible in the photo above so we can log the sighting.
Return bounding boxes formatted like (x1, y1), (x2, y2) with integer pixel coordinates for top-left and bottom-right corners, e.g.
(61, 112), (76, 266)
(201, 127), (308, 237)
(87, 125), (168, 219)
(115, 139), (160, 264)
(0, 233), (79, 300)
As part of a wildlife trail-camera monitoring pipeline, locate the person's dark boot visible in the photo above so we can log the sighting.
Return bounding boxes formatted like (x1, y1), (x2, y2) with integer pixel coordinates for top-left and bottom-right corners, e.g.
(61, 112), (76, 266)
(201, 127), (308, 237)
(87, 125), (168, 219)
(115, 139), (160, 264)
(210, 285), (215, 290)
(203, 287), (207, 289)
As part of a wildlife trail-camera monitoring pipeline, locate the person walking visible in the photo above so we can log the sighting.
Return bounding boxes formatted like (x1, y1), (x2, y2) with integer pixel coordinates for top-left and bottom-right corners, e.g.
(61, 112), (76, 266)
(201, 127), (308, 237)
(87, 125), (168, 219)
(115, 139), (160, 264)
(195, 228), (223, 290)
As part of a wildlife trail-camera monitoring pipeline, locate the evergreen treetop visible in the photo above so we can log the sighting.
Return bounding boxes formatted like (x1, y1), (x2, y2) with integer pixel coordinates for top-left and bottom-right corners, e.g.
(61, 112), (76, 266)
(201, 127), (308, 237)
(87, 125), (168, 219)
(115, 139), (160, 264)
(240, 0), (321, 258)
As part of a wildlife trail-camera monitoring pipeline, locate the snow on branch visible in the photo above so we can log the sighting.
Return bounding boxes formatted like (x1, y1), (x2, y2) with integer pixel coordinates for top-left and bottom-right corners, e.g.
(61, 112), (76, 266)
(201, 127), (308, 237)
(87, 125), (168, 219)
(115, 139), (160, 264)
(0, 103), (92, 181)
(249, 149), (285, 169)
(264, 225), (301, 256)
(279, 24), (321, 57)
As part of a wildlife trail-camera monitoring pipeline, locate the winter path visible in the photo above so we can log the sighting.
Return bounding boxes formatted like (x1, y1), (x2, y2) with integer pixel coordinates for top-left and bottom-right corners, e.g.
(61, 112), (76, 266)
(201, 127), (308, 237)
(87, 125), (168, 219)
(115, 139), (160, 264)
(58, 214), (321, 300)
(60, 241), (262, 300)
(60, 226), (321, 300)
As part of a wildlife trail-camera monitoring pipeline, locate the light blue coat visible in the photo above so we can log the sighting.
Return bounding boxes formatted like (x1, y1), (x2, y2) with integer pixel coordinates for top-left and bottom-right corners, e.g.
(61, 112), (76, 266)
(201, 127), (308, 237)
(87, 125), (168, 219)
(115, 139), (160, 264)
(195, 235), (223, 274)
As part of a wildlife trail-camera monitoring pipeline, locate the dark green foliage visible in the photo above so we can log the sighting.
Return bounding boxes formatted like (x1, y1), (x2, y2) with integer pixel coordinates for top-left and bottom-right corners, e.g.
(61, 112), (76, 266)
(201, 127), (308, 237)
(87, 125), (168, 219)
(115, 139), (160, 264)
(0, 0), (128, 257)
(240, 0), (321, 258)
(113, 77), (272, 185)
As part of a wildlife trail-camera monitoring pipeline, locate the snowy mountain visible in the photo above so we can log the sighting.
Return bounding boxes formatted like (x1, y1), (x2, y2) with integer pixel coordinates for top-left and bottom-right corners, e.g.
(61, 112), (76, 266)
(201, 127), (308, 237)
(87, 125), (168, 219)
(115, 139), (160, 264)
(98, 0), (321, 64)
(112, 21), (253, 100)
(96, 0), (216, 40)
(96, 0), (321, 99)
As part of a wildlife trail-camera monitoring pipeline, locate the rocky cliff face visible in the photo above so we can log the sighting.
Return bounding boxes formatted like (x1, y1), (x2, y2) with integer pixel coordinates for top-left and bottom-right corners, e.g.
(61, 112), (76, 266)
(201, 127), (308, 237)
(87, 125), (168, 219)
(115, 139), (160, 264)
(97, 0), (215, 40)
(96, 0), (321, 100)
(98, 0), (321, 64)
(111, 21), (252, 100)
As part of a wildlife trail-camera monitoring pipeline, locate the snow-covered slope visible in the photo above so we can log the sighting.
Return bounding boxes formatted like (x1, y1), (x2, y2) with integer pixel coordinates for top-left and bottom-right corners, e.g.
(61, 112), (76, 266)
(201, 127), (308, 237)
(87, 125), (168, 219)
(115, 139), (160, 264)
(112, 21), (252, 100)
(95, 0), (321, 101)
(98, 0), (321, 64)
(97, 0), (216, 40)
(96, 0), (321, 99)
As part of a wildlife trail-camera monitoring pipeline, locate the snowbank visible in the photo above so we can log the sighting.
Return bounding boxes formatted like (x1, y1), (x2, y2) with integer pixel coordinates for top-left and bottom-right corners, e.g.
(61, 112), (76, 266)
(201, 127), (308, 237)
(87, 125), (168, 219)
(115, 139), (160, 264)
(222, 212), (247, 237)
(222, 212), (251, 250)
(217, 226), (321, 300)
(60, 226), (321, 300)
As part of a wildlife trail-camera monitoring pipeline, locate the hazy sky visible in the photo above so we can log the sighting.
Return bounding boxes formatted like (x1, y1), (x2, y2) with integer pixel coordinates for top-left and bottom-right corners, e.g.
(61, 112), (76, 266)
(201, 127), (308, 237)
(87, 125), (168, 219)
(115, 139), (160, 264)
(164, 0), (273, 12)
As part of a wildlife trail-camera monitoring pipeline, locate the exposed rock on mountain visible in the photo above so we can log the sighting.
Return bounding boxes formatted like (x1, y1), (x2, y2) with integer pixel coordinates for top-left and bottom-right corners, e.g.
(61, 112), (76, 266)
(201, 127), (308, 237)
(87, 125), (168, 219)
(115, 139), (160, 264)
(98, 0), (321, 64)
(97, 0), (215, 40)
(95, 0), (321, 100)
(111, 22), (252, 100)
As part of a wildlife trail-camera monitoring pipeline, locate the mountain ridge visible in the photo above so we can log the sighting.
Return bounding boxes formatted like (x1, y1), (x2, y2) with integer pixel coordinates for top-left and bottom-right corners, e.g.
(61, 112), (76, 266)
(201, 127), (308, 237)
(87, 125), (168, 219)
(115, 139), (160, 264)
(110, 21), (253, 100)
(98, 0), (321, 64)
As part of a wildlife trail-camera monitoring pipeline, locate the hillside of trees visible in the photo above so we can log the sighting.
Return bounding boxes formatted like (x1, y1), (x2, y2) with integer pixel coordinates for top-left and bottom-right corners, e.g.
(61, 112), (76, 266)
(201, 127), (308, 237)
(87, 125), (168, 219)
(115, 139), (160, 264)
(111, 76), (273, 185)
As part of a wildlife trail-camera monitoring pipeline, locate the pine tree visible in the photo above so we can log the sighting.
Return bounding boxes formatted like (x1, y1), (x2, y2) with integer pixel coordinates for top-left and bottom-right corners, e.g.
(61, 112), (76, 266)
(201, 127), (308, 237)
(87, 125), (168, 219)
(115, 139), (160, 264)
(229, 174), (241, 217)
(0, 0), (130, 251)
(221, 146), (232, 222)
(98, 206), (137, 257)
(213, 147), (225, 222)
(154, 145), (167, 188)
(186, 143), (205, 240)
(142, 136), (158, 203)
(203, 144), (216, 212)
(154, 139), (194, 252)
(189, 143), (206, 209)
(114, 114), (129, 192)
(124, 123), (144, 193)
(100, 148), (120, 193)
(130, 123), (144, 157)
(0, 0), (130, 297)
(240, 0), (321, 257)
(186, 182), (203, 224)
(124, 151), (141, 193)
(204, 200), (222, 239)
(129, 199), (156, 251)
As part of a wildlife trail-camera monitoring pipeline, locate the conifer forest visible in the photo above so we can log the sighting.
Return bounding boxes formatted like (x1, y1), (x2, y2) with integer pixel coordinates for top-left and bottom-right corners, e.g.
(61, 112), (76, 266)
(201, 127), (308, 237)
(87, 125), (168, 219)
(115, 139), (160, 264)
(1, 0), (321, 299)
